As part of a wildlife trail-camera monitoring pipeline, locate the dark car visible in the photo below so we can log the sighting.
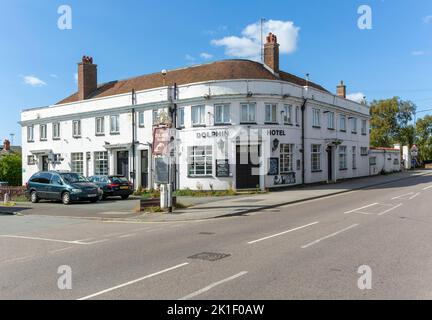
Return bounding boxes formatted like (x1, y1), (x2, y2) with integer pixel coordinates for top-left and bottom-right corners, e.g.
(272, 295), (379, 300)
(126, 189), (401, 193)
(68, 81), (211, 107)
(26, 171), (102, 205)
(88, 175), (133, 200)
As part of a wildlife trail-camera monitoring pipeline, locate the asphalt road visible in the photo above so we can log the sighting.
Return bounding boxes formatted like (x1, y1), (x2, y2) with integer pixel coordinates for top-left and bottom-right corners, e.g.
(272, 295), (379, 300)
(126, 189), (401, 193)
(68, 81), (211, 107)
(1, 173), (432, 300)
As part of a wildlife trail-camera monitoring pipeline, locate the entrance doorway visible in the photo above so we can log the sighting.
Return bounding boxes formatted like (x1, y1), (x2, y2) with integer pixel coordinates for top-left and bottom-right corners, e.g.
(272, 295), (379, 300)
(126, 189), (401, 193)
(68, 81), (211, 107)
(327, 146), (333, 181)
(141, 150), (149, 189)
(41, 155), (49, 171)
(117, 151), (129, 178)
(236, 145), (260, 189)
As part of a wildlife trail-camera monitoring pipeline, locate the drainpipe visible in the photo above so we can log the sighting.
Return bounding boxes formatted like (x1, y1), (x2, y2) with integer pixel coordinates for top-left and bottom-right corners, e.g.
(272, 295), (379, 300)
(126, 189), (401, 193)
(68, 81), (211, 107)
(301, 98), (308, 185)
(131, 89), (136, 190)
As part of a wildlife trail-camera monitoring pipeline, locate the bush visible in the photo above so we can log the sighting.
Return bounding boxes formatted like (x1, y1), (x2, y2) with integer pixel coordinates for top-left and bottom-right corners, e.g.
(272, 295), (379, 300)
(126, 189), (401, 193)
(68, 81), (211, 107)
(0, 153), (22, 186)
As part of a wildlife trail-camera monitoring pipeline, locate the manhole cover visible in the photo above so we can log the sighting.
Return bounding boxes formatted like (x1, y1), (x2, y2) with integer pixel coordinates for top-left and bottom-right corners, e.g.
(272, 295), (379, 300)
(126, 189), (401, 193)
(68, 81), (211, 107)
(188, 252), (230, 261)
(199, 232), (215, 235)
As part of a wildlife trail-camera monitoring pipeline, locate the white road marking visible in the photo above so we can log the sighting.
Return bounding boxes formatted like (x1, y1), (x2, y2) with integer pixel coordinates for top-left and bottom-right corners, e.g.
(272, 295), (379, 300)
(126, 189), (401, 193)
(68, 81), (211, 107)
(378, 203), (403, 216)
(78, 262), (189, 300)
(344, 203), (379, 214)
(301, 224), (359, 249)
(0, 255), (35, 264)
(179, 271), (248, 300)
(247, 222), (319, 245)
(392, 192), (414, 200)
(0, 235), (88, 245)
(118, 234), (135, 239)
(423, 185), (432, 191)
(49, 247), (74, 254)
(409, 193), (420, 200)
(82, 239), (109, 245)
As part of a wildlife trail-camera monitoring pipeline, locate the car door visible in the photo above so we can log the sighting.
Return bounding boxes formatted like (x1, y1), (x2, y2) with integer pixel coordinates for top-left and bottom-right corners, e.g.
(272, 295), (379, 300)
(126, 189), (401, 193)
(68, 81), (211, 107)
(49, 174), (64, 200)
(37, 172), (52, 199)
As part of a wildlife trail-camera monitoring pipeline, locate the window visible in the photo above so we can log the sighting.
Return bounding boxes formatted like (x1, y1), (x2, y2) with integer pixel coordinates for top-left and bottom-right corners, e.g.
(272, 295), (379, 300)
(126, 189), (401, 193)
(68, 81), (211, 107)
(339, 146), (347, 170)
(311, 144), (321, 171)
(280, 144), (294, 173)
(40, 124), (47, 141)
(53, 154), (61, 164)
(215, 104), (230, 124)
(351, 117), (357, 133)
(138, 111), (145, 127)
(361, 119), (367, 135)
(51, 174), (63, 185)
(241, 103), (256, 123)
(191, 105), (205, 126)
(177, 108), (185, 128)
(94, 151), (109, 175)
(265, 104), (277, 123)
(27, 125), (34, 142)
(110, 115), (120, 134)
(352, 146), (357, 169)
(340, 115), (347, 132)
(53, 122), (60, 140)
(71, 153), (84, 175)
(283, 105), (292, 124)
(327, 112), (335, 129)
(95, 117), (105, 135)
(72, 120), (81, 137)
(295, 106), (300, 125)
(361, 147), (369, 156)
(27, 155), (36, 165)
(370, 157), (377, 166)
(312, 108), (321, 127)
(188, 146), (213, 176)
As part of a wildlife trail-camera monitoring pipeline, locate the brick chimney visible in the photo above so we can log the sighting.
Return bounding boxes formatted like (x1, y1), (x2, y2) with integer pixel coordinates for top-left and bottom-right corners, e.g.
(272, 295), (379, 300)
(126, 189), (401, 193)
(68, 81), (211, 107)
(78, 56), (97, 100)
(337, 80), (346, 98)
(3, 139), (10, 151)
(264, 33), (280, 74)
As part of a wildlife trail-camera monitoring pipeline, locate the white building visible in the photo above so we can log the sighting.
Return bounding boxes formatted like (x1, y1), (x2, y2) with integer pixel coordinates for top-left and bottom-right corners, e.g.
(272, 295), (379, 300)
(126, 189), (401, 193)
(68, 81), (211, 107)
(20, 33), (371, 191)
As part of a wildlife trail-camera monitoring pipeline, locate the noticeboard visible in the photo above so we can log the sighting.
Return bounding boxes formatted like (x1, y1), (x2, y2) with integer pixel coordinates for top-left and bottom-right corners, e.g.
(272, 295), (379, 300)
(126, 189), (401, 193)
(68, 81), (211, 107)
(216, 159), (230, 177)
(154, 157), (169, 184)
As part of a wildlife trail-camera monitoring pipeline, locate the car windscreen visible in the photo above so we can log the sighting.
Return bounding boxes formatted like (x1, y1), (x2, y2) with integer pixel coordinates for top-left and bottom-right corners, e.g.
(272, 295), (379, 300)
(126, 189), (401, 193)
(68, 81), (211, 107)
(60, 173), (88, 184)
(110, 176), (129, 183)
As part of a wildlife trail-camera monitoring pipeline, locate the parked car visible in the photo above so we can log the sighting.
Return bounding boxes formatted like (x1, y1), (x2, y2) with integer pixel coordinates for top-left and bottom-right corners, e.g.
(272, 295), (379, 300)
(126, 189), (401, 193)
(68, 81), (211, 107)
(88, 175), (134, 200)
(26, 171), (102, 205)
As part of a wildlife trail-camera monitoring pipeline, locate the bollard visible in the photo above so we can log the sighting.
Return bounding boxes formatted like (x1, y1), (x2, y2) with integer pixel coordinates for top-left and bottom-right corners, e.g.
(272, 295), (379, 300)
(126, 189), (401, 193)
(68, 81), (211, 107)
(4, 193), (10, 204)
(160, 184), (168, 209)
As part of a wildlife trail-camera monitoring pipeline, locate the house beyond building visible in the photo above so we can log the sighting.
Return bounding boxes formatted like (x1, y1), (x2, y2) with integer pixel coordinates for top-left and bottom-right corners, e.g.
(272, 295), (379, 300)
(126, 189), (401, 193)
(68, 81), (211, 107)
(20, 33), (371, 190)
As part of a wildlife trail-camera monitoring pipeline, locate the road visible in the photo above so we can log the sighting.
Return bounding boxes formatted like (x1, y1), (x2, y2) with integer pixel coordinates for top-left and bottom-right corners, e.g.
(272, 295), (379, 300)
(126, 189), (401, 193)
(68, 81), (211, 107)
(1, 173), (432, 300)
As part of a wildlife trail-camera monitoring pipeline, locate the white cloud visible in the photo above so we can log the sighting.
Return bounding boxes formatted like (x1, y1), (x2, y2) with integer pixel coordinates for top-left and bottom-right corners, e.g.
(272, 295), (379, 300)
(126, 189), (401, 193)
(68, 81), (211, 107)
(411, 50), (425, 56)
(50, 74), (58, 79)
(347, 92), (365, 103)
(200, 52), (213, 60)
(74, 73), (78, 83)
(423, 15), (432, 24)
(185, 54), (195, 61)
(22, 75), (46, 87)
(211, 19), (300, 61)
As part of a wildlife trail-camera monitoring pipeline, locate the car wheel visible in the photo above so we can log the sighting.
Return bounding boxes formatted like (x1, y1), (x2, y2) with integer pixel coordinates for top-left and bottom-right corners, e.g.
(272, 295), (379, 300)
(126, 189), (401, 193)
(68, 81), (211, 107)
(62, 192), (71, 205)
(30, 191), (39, 203)
(121, 195), (129, 200)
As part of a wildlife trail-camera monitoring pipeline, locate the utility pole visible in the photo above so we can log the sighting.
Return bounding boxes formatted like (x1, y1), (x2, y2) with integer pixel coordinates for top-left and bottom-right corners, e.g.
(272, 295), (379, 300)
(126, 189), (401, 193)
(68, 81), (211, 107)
(9, 133), (15, 145)
(260, 18), (266, 63)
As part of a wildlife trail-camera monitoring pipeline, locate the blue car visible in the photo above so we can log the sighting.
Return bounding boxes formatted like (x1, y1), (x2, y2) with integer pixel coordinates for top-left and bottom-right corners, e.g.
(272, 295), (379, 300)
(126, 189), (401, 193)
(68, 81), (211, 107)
(26, 171), (102, 205)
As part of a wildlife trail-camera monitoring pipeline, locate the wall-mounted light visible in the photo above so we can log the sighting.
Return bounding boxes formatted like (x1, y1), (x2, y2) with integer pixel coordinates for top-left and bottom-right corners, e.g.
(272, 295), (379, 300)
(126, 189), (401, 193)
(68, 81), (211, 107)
(204, 94), (211, 100)
(282, 94), (290, 99)
(247, 91), (253, 98)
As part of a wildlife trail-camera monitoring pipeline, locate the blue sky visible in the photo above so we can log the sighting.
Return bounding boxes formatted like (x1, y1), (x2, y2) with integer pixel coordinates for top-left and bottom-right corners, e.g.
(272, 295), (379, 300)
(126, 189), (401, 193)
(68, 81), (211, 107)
(1, 0), (431, 145)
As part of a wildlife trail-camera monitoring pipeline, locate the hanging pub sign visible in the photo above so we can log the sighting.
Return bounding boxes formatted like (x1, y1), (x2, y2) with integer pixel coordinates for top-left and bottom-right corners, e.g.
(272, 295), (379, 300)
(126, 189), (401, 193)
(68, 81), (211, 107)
(152, 127), (173, 156)
(216, 159), (230, 177)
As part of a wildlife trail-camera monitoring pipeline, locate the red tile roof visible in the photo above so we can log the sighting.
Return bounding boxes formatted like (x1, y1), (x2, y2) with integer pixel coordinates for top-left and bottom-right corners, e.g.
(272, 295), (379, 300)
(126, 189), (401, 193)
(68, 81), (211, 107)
(56, 59), (329, 105)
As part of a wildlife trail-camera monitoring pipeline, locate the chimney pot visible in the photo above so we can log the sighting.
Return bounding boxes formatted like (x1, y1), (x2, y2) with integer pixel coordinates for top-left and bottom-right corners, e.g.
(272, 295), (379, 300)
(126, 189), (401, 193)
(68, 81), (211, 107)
(3, 139), (10, 151)
(78, 55), (97, 100)
(264, 32), (280, 74)
(337, 80), (347, 99)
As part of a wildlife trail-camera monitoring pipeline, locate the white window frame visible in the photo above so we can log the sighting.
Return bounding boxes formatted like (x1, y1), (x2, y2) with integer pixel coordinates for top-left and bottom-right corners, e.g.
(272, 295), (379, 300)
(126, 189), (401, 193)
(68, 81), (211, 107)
(352, 146), (357, 169)
(327, 112), (335, 129)
(71, 152), (84, 175)
(340, 115), (347, 132)
(265, 103), (278, 123)
(214, 104), (231, 125)
(351, 117), (357, 134)
(188, 146), (213, 177)
(295, 106), (300, 125)
(27, 155), (36, 165)
(312, 108), (321, 127)
(72, 120), (81, 138)
(110, 115), (120, 134)
(53, 122), (60, 140)
(311, 144), (321, 171)
(177, 108), (185, 128)
(40, 124), (47, 141)
(191, 105), (206, 126)
(361, 147), (369, 156)
(361, 119), (367, 135)
(283, 105), (292, 124)
(27, 125), (34, 142)
(95, 117), (105, 135)
(240, 103), (256, 123)
(94, 151), (109, 175)
(280, 144), (294, 173)
(339, 146), (347, 170)
(138, 111), (145, 128)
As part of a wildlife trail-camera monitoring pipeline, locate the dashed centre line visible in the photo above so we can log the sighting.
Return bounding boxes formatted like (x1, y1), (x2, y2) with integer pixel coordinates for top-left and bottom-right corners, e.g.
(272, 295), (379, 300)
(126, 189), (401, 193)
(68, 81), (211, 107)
(247, 222), (319, 244)
(301, 224), (359, 249)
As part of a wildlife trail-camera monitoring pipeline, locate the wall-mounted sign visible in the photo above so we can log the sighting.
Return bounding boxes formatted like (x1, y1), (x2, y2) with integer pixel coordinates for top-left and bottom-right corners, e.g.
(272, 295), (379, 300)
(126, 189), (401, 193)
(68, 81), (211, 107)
(274, 173), (296, 185)
(216, 159), (230, 177)
(268, 157), (279, 176)
(266, 129), (286, 136)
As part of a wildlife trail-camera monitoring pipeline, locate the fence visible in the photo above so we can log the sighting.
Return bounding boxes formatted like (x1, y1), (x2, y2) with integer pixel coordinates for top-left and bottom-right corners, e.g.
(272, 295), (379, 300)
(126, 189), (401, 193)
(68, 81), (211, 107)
(0, 186), (26, 200)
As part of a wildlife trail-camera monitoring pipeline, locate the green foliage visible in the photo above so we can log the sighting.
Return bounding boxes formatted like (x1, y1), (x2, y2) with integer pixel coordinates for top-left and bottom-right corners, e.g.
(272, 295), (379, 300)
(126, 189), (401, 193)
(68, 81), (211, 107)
(173, 187), (238, 197)
(369, 97), (416, 148)
(416, 115), (432, 162)
(0, 153), (22, 186)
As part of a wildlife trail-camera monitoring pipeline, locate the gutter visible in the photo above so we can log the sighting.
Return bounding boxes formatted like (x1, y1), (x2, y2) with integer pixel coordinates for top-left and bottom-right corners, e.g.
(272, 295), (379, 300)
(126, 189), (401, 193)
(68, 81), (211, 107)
(301, 98), (308, 185)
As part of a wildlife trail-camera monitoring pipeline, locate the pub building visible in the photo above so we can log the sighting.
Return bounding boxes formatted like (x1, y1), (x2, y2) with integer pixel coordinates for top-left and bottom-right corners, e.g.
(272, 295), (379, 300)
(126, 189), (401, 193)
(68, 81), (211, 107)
(20, 34), (370, 191)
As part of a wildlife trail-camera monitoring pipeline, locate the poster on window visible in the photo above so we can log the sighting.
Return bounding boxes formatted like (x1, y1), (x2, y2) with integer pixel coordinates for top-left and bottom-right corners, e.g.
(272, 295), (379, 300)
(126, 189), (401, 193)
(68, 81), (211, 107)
(216, 159), (230, 177)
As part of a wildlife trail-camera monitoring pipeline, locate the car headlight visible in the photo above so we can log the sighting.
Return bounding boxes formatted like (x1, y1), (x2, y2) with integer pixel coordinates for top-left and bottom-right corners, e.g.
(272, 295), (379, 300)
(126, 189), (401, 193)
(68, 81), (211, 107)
(71, 189), (82, 193)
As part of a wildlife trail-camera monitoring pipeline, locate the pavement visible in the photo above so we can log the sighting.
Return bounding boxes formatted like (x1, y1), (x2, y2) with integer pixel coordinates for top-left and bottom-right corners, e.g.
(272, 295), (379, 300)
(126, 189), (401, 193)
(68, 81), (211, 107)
(1, 170), (432, 299)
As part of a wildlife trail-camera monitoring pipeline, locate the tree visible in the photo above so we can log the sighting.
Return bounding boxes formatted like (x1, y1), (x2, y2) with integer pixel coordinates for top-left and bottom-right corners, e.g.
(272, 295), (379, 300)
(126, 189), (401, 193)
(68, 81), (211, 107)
(416, 115), (432, 162)
(0, 153), (22, 186)
(369, 97), (416, 148)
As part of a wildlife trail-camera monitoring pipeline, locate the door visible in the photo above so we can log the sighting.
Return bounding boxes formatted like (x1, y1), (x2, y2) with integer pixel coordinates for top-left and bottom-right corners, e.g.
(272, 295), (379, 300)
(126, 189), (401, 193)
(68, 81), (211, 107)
(117, 151), (129, 178)
(48, 174), (64, 200)
(327, 147), (333, 181)
(41, 156), (49, 171)
(236, 145), (260, 189)
(141, 150), (149, 189)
